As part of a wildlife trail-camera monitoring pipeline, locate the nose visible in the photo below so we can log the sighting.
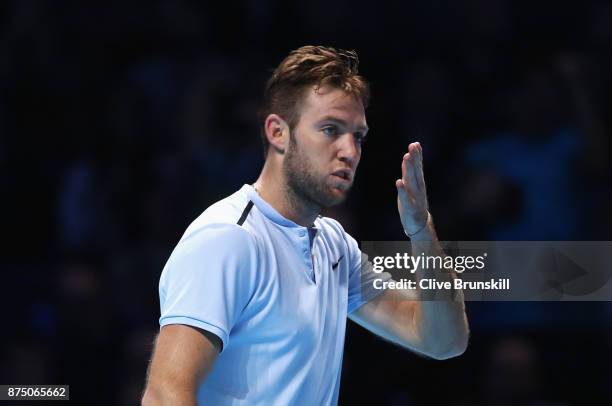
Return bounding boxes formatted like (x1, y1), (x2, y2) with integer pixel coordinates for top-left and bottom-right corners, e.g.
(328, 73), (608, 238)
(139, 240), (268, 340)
(337, 133), (360, 166)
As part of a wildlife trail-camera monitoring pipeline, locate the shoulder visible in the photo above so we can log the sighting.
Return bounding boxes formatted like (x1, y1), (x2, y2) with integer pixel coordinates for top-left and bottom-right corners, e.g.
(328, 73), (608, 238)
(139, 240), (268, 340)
(178, 223), (255, 256)
(169, 188), (260, 263)
(161, 222), (259, 291)
(181, 187), (256, 242)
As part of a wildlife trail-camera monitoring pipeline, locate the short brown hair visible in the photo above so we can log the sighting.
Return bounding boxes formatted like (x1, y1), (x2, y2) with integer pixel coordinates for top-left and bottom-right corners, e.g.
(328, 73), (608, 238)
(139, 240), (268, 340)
(258, 45), (370, 157)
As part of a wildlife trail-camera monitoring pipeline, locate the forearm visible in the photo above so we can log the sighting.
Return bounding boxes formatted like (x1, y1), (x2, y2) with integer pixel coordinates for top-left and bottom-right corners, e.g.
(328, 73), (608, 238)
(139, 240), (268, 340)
(142, 385), (197, 406)
(409, 214), (469, 359)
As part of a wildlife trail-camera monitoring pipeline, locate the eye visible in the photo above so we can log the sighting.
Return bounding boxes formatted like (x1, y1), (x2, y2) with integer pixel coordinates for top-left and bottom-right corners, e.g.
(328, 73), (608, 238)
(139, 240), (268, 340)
(321, 125), (338, 136)
(355, 132), (367, 145)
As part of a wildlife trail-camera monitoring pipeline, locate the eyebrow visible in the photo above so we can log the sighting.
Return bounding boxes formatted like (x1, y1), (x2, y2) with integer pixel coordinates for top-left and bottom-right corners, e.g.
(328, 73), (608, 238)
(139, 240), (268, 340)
(317, 115), (369, 134)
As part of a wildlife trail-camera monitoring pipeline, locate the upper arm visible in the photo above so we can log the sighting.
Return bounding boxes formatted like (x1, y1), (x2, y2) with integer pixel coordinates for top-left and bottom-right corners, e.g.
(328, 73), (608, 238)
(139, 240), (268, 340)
(142, 324), (220, 405)
(349, 289), (430, 357)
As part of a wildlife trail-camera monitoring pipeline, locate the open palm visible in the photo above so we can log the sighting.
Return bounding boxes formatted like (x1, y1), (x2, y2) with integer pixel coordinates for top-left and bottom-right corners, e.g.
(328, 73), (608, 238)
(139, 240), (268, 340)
(395, 142), (430, 236)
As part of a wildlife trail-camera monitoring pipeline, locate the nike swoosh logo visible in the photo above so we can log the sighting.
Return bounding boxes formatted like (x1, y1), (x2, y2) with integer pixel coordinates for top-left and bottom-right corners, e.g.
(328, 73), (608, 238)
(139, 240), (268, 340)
(332, 255), (344, 270)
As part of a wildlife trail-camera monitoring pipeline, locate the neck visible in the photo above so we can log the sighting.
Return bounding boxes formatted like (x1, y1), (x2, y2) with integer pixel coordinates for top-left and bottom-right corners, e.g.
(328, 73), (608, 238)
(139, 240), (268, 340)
(254, 160), (320, 227)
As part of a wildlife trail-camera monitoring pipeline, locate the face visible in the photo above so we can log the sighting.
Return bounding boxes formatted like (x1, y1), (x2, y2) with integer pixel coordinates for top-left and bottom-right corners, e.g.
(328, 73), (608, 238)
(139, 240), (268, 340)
(283, 85), (368, 208)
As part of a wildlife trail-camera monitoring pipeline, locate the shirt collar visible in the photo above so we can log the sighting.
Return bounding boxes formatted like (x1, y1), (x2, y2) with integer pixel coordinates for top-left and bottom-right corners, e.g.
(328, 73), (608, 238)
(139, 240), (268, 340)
(242, 184), (319, 233)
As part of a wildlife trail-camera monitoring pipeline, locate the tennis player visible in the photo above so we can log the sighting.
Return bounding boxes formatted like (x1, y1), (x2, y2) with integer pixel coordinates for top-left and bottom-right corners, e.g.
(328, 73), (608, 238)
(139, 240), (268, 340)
(142, 46), (469, 406)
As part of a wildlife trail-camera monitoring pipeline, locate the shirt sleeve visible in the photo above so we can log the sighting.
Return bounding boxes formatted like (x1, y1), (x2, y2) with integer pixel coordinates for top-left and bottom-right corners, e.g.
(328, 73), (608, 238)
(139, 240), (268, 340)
(158, 223), (259, 352)
(346, 233), (392, 314)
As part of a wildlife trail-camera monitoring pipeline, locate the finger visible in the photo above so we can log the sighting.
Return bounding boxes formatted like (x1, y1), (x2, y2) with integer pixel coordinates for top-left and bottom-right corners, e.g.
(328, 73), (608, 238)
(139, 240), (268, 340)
(413, 142), (422, 166)
(415, 143), (426, 191)
(402, 153), (416, 195)
(406, 148), (420, 194)
(401, 152), (409, 182)
(396, 179), (411, 207)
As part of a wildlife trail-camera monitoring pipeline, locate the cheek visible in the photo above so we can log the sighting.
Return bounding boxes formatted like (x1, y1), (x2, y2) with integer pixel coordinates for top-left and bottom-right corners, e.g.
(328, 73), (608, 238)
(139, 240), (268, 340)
(350, 149), (362, 170)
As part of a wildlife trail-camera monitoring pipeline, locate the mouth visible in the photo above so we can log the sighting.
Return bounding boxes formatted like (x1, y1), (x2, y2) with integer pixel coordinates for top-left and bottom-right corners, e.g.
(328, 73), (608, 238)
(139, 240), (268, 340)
(331, 169), (353, 182)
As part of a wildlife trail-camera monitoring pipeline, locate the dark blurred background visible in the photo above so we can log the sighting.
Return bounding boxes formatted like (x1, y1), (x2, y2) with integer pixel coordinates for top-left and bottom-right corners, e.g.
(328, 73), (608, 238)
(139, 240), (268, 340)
(1, 0), (611, 405)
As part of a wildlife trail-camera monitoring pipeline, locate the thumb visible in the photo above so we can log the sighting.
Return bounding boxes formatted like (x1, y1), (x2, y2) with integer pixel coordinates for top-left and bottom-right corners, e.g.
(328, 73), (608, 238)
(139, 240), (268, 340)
(396, 179), (410, 206)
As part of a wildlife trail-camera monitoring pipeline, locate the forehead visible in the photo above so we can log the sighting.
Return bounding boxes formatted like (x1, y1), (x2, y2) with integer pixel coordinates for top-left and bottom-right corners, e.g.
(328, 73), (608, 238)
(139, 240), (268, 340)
(299, 85), (367, 126)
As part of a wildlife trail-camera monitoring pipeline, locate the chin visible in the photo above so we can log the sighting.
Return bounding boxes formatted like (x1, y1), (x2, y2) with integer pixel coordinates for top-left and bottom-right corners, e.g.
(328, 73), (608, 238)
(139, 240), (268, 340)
(321, 186), (350, 207)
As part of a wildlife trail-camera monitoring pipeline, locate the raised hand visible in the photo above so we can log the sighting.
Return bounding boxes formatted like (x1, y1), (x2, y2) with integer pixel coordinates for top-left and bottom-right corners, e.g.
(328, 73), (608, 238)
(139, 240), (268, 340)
(395, 142), (430, 237)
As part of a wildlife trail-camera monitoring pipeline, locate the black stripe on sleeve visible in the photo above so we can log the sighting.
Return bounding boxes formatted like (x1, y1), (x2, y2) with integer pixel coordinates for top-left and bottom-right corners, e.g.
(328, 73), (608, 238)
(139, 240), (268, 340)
(237, 201), (254, 225)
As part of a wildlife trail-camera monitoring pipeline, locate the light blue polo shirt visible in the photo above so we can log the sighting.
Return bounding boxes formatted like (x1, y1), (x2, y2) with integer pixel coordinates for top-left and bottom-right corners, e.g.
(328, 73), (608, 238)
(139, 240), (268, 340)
(159, 184), (388, 405)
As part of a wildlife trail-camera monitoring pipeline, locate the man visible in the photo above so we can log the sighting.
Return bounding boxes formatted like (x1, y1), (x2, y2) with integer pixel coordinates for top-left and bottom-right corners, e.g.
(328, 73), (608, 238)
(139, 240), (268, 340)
(142, 46), (469, 405)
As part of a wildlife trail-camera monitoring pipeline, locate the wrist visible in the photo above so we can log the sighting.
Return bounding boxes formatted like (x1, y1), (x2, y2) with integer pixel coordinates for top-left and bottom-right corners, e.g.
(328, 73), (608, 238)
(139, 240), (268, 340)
(405, 212), (434, 241)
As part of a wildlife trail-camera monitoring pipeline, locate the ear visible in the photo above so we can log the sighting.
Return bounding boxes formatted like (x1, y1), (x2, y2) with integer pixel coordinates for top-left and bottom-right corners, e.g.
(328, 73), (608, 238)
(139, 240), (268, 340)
(264, 114), (290, 154)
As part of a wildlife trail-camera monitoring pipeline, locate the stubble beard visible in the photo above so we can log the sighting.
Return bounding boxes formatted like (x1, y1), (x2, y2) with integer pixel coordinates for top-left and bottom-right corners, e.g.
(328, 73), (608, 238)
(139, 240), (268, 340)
(283, 131), (350, 212)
